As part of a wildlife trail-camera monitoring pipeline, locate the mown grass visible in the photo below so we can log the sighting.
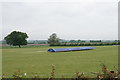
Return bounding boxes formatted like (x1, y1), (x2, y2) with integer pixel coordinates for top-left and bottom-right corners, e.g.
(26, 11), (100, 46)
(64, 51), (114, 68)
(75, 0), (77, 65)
(2, 46), (118, 78)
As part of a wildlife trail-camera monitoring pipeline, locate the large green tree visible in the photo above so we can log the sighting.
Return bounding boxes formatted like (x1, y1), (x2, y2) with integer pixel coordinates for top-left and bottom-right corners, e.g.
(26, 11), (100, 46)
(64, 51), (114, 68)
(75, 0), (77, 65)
(48, 33), (60, 46)
(4, 31), (28, 48)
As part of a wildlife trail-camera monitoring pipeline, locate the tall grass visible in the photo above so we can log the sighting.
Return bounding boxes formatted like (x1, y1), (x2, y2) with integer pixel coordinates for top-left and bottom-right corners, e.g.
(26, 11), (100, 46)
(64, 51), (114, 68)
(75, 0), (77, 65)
(2, 64), (120, 79)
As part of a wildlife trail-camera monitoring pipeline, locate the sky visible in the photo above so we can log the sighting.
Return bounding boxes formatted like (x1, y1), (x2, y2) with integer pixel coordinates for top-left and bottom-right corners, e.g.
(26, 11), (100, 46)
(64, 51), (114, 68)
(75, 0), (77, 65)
(0, 0), (119, 40)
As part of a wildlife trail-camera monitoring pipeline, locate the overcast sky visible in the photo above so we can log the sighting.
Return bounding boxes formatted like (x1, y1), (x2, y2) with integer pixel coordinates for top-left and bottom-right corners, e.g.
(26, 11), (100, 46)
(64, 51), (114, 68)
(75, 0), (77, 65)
(1, 0), (119, 40)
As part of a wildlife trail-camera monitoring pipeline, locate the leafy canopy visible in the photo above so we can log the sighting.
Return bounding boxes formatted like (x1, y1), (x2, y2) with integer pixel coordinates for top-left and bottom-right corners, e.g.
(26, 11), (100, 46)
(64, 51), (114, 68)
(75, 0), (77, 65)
(48, 33), (60, 46)
(4, 31), (28, 47)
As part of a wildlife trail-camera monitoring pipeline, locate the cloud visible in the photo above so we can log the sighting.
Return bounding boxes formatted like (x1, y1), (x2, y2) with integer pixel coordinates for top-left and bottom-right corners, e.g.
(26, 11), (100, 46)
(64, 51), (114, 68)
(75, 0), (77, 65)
(1, 1), (118, 40)
(0, 3), (2, 40)
(0, 0), (119, 2)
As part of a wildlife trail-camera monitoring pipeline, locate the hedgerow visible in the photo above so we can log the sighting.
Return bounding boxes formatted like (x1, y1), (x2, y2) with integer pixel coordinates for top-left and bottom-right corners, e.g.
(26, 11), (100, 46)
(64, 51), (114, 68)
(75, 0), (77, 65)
(2, 64), (120, 79)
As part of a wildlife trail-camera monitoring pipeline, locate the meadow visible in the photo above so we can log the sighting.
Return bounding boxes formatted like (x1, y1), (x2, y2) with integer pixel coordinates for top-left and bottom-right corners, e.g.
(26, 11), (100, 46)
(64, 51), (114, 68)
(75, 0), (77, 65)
(2, 46), (118, 78)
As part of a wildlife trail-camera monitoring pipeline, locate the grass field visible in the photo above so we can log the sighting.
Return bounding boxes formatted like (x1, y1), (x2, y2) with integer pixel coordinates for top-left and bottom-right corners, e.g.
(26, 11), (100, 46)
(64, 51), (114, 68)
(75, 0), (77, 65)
(2, 46), (118, 78)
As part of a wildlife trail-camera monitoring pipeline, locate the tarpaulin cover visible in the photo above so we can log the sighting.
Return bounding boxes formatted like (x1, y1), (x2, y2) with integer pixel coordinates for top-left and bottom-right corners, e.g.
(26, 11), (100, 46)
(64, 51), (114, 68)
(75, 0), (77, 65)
(48, 47), (95, 52)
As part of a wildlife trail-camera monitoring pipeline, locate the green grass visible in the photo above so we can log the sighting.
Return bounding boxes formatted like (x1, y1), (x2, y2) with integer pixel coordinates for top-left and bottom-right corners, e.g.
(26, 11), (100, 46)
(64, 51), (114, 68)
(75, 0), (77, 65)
(2, 46), (118, 78)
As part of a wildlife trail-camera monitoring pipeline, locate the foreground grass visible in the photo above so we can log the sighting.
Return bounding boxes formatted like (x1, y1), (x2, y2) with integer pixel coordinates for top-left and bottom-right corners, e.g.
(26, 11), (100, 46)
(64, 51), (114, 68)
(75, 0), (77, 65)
(2, 46), (118, 78)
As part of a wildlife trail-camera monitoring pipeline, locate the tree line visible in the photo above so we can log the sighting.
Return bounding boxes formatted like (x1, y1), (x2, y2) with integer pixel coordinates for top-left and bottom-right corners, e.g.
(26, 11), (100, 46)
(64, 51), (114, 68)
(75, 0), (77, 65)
(47, 33), (119, 46)
(4, 31), (120, 47)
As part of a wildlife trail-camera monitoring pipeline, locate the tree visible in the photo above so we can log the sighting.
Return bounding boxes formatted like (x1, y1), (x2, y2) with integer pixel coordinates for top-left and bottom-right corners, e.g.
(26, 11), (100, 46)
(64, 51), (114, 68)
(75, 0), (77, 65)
(48, 33), (60, 46)
(69, 40), (76, 43)
(4, 31), (28, 48)
(77, 40), (81, 43)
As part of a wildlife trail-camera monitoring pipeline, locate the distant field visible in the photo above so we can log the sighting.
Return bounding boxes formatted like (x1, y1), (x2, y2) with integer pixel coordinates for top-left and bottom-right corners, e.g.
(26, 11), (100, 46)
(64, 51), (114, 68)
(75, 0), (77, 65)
(2, 46), (118, 78)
